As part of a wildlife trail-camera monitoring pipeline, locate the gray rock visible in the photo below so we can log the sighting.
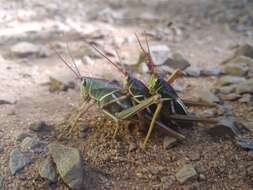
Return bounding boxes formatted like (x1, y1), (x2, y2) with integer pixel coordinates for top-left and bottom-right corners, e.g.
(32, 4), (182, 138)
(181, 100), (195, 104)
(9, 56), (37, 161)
(0, 148), (4, 154)
(230, 56), (253, 66)
(219, 93), (241, 101)
(215, 85), (236, 94)
(165, 52), (190, 70)
(39, 158), (57, 183)
(217, 76), (246, 86)
(223, 64), (248, 76)
(0, 97), (17, 105)
(218, 103), (233, 117)
(198, 90), (220, 104)
(163, 136), (177, 149)
(10, 42), (49, 58)
(15, 132), (33, 142)
(243, 121), (253, 132)
(0, 100), (13, 105)
(9, 148), (31, 175)
(176, 164), (197, 184)
(20, 137), (42, 151)
(29, 121), (48, 132)
(239, 94), (252, 103)
(202, 65), (222, 76)
(248, 69), (253, 78)
(234, 44), (253, 59)
(235, 79), (253, 94)
(149, 45), (171, 65)
(48, 143), (84, 189)
(0, 175), (3, 189)
(185, 66), (202, 77)
(208, 118), (248, 138)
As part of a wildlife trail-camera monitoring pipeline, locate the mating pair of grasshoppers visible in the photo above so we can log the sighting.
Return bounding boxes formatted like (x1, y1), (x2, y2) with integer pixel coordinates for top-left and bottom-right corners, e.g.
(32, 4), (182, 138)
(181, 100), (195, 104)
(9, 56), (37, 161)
(54, 35), (217, 149)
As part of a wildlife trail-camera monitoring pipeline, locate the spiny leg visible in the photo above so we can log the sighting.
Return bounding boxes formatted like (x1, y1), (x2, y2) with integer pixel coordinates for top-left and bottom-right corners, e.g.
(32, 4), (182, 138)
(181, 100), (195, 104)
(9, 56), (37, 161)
(67, 99), (95, 135)
(142, 102), (163, 149)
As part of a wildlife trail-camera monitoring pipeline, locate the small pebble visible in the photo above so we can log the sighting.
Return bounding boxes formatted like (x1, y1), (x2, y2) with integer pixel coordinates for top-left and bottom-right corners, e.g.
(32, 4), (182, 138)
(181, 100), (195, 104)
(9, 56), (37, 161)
(129, 143), (137, 152)
(79, 123), (89, 133)
(199, 174), (206, 181)
(29, 121), (48, 132)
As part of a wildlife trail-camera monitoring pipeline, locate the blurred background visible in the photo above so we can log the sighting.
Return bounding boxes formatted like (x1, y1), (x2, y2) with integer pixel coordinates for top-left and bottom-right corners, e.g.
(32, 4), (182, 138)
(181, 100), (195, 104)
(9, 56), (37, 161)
(0, 0), (253, 189)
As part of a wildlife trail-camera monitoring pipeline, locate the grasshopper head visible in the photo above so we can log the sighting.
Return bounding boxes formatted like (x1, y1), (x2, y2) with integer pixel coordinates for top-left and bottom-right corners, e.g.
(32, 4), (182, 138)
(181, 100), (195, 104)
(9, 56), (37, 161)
(147, 74), (158, 94)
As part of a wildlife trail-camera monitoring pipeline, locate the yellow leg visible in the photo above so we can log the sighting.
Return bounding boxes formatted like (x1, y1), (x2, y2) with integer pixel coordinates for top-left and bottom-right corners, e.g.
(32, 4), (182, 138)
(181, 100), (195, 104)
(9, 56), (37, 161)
(113, 123), (120, 138)
(167, 69), (182, 84)
(142, 102), (163, 149)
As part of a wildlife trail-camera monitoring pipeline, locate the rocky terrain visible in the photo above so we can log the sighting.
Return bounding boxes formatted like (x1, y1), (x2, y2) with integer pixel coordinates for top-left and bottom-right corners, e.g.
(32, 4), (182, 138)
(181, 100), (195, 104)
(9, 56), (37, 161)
(0, 0), (253, 189)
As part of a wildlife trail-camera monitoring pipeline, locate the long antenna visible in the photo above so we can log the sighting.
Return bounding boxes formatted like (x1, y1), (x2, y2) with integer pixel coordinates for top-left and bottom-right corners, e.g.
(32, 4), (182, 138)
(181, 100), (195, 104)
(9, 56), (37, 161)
(66, 42), (82, 78)
(50, 44), (81, 80)
(91, 45), (127, 76)
(144, 33), (155, 73)
(135, 33), (155, 73)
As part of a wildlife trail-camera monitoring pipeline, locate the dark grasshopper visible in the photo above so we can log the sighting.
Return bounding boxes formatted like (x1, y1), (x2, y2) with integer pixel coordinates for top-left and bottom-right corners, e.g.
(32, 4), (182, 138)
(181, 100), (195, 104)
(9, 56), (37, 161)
(135, 35), (218, 124)
(53, 45), (185, 149)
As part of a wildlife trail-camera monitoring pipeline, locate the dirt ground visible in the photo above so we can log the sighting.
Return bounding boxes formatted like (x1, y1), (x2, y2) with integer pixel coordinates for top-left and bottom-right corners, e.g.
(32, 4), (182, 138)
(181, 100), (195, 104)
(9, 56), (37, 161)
(0, 0), (253, 189)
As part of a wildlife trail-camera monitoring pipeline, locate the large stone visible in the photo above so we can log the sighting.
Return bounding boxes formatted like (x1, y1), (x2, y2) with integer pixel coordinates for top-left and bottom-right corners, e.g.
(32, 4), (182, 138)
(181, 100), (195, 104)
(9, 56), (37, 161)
(230, 56), (253, 66)
(219, 93), (241, 101)
(198, 90), (220, 104)
(216, 85), (236, 94)
(201, 65), (222, 76)
(0, 175), (3, 189)
(39, 158), (57, 183)
(234, 44), (253, 59)
(9, 148), (31, 175)
(15, 132), (33, 142)
(217, 76), (246, 86)
(149, 45), (171, 66)
(165, 52), (190, 70)
(185, 66), (201, 77)
(224, 64), (248, 76)
(29, 121), (48, 132)
(235, 79), (253, 94)
(20, 137), (42, 152)
(10, 42), (49, 58)
(163, 136), (177, 149)
(48, 143), (84, 190)
(208, 118), (247, 138)
(176, 164), (197, 184)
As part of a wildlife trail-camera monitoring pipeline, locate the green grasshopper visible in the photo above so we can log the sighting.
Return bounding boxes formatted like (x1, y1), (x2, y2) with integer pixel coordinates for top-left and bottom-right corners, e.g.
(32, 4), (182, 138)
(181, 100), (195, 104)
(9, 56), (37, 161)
(53, 45), (185, 149)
